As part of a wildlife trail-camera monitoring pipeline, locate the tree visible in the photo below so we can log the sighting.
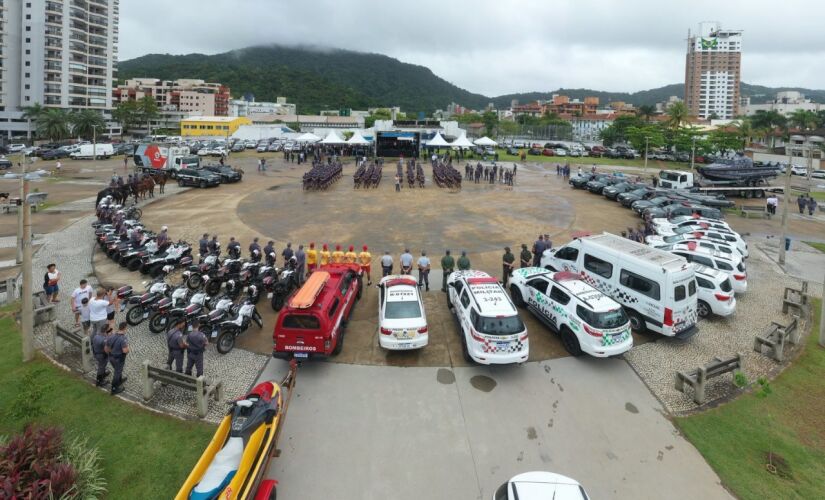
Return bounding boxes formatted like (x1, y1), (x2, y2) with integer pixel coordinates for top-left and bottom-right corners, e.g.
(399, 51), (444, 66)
(626, 124), (666, 154)
(734, 119), (754, 148)
(137, 95), (159, 134)
(481, 110), (498, 137)
(636, 104), (656, 123)
(666, 101), (689, 129)
(749, 110), (786, 148)
(112, 100), (139, 135)
(22, 103), (46, 139)
(707, 129), (744, 154)
(788, 109), (818, 131)
(35, 108), (71, 142)
(70, 109), (106, 140)
(599, 115), (644, 146)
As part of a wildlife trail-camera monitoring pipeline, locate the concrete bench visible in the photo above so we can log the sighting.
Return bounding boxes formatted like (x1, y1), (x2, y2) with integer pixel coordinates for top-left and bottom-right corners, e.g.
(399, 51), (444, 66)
(33, 291), (56, 325)
(54, 324), (93, 372)
(1, 193), (48, 214)
(740, 205), (768, 219)
(782, 282), (809, 314)
(675, 353), (742, 405)
(753, 316), (800, 362)
(0, 277), (18, 304)
(141, 360), (224, 418)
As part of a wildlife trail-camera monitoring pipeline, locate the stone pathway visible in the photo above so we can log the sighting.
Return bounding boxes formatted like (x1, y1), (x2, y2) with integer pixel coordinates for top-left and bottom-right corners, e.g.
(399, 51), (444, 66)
(32, 185), (268, 423)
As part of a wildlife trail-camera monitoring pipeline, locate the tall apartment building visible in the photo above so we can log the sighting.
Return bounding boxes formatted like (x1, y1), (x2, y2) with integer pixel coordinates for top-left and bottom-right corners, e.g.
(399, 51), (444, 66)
(0, 0), (120, 139)
(684, 22), (743, 120)
(114, 78), (231, 116)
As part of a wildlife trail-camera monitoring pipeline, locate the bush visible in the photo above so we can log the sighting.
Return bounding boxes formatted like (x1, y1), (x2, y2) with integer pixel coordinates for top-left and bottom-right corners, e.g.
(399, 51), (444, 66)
(60, 436), (107, 499)
(6, 369), (53, 421)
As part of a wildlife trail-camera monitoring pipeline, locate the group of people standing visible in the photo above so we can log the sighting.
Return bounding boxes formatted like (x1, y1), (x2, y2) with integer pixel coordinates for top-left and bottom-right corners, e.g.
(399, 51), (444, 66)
(797, 195), (819, 215)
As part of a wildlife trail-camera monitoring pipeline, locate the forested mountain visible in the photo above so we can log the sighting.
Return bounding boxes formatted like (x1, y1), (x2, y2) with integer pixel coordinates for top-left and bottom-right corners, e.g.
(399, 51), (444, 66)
(119, 45), (825, 113)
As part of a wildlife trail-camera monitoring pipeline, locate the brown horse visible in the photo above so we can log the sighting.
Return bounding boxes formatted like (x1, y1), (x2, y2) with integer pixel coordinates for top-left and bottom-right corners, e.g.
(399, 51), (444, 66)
(133, 176), (155, 202)
(154, 172), (168, 194)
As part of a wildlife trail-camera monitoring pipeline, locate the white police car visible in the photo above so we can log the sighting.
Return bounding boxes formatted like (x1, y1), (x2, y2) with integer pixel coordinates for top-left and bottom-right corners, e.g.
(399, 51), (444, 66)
(509, 267), (633, 357)
(668, 242), (748, 294)
(377, 275), (428, 350)
(493, 471), (590, 500)
(447, 270), (528, 365)
(692, 264), (736, 318)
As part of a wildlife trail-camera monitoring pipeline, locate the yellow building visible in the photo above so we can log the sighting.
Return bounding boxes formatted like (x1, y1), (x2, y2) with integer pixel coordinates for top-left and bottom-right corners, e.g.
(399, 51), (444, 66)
(180, 116), (252, 137)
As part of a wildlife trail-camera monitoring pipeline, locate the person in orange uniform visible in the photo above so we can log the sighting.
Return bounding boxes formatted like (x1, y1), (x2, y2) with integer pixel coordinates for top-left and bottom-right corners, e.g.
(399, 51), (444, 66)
(320, 244), (331, 267)
(306, 242), (318, 273)
(331, 245), (345, 264)
(358, 245), (372, 286)
(344, 245), (358, 264)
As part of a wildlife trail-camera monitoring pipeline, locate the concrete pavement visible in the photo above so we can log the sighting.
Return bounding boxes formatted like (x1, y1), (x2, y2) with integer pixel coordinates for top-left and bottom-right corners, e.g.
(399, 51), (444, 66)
(261, 357), (731, 500)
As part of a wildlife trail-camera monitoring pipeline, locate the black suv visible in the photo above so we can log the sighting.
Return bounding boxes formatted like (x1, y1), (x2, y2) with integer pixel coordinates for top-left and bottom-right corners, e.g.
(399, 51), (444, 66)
(202, 164), (242, 183)
(176, 168), (221, 188)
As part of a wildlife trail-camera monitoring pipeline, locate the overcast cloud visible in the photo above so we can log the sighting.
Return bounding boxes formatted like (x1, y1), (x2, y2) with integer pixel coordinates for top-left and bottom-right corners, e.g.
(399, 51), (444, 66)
(120, 0), (825, 96)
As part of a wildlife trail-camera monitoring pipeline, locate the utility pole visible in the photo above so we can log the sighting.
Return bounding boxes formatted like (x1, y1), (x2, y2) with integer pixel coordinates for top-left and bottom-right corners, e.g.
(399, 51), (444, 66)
(778, 147), (794, 265)
(644, 136), (650, 170)
(820, 277), (825, 348)
(92, 124), (97, 162)
(16, 157), (25, 263)
(690, 135), (697, 172)
(21, 172), (34, 362)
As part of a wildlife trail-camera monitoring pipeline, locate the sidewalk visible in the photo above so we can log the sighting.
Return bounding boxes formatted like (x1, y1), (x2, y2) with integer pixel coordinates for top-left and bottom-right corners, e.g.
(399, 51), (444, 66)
(757, 239), (825, 297)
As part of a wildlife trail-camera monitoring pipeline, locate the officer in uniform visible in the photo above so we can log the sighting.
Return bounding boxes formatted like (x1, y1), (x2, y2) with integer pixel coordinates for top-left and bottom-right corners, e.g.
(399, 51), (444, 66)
(295, 244), (306, 284)
(249, 237), (261, 263)
(166, 318), (187, 373)
(306, 243), (318, 273)
(282, 242), (294, 262)
(198, 233), (209, 262)
(264, 240), (276, 267)
(320, 244), (331, 267)
(457, 251), (471, 270)
(400, 248), (414, 275)
(345, 245), (357, 264)
(440, 250), (455, 292)
(532, 235), (545, 267)
(92, 325), (111, 387)
(208, 235), (220, 256)
(380, 251), (393, 277)
(358, 245), (372, 286)
(185, 319), (208, 378)
(417, 251), (431, 291)
(332, 245), (345, 264)
(502, 247), (515, 286)
(227, 237), (241, 259)
(520, 243), (533, 268)
(105, 322), (130, 395)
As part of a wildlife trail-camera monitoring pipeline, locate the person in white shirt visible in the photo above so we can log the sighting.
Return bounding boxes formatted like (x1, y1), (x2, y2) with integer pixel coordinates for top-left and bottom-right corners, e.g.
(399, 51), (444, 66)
(79, 297), (91, 335)
(400, 249), (414, 274)
(55, 160), (62, 172)
(417, 251), (431, 292)
(89, 289), (112, 336)
(71, 279), (93, 326)
(380, 251), (394, 277)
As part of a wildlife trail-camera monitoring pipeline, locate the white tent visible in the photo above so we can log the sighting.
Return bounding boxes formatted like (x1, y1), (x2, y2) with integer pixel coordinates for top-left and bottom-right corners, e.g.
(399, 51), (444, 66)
(473, 136), (498, 147)
(426, 132), (450, 147)
(295, 132), (321, 143)
(346, 131), (371, 145)
(451, 134), (475, 148)
(319, 131), (345, 145)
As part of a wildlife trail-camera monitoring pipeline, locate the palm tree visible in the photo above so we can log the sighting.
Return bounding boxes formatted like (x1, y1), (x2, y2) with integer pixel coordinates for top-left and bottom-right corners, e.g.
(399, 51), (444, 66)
(666, 102), (689, 129)
(70, 109), (106, 140)
(636, 104), (656, 123)
(749, 110), (787, 149)
(35, 108), (71, 142)
(788, 109), (818, 131)
(21, 103), (45, 139)
(734, 119), (754, 148)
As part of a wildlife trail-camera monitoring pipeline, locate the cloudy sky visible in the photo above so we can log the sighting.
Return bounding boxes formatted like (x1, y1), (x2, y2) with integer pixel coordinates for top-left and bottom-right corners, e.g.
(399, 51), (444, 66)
(120, 0), (825, 97)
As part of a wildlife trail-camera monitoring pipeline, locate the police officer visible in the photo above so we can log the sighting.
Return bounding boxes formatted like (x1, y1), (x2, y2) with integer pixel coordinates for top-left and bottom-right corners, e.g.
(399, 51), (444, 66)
(264, 240), (276, 267)
(441, 250), (455, 292)
(185, 319), (208, 378)
(520, 244), (532, 268)
(532, 235), (545, 267)
(227, 236), (241, 259)
(105, 322), (130, 395)
(400, 248), (414, 275)
(457, 250), (471, 271)
(208, 235), (220, 256)
(417, 250), (431, 291)
(156, 225), (170, 253)
(166, 318), (187, 373)
(198, 233), (209, 261)
(502, 247), (515, 286)
(249, 237), (261, 263)
(380, 251), (394, 277)
(92, 325), (111, 387)
(295, 244), (306, 284)
(282, 242), (294, 261)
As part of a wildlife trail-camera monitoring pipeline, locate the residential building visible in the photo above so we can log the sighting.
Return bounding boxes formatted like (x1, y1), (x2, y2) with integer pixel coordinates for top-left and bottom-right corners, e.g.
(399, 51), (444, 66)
(743, 91), (824, 117)
(180, 116), (251, 137)
(655, 96), (683, 113)
(114, 78), (230, 116)
(229, 97), (295, 118)
(1, 0), (121, 140)
(259, 114), (365, 132)
(569, 113), (617, 142)
(512, 95), (600, 119)
(684, 22), (743, 120)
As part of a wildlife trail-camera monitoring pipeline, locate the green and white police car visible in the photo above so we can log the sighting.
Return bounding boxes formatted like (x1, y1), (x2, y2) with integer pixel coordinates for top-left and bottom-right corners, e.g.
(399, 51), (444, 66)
(509, 267), (633, 357)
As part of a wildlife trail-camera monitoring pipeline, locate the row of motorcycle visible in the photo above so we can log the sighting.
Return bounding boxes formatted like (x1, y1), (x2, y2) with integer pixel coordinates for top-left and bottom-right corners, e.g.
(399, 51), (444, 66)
(92, 216), (302, 354)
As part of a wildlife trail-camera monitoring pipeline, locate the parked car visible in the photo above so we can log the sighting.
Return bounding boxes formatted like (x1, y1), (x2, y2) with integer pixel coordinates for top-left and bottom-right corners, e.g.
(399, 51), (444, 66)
(176, 168), (221, 188)
(40, 147), (70, 160)
(230, 142), (245, 153)
(643, 203), (722, 221)
(7, 143), (26, 153)
(377, 275), (428, 350)
(811, 170), (825, 179)
(493, 471), (590, 500)
(201, 164), (242, 183)
(0, 158), (13, 170)
(541, 148), (555, 157)
(528, 148), (542, 156)
(692, 264), (736, 318)
(553, 148), (567, 157)
(506, 147), (520, 155)
(669, 244), (747, 293)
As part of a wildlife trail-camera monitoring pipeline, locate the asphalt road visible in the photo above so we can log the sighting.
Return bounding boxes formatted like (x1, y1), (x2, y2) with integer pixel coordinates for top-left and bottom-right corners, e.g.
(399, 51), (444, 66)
(262, 357), (732, 500)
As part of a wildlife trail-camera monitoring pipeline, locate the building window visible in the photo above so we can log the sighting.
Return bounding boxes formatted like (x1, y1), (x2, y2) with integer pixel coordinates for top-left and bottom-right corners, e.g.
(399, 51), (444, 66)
(26, 26), (31, 31)
(26, 38), (31, 43)
(25, 61), (30, 66)
(25, 50), (31, 55)
(25, 73), (30, 78)
(26, 14), (31, 20)
(25, 84), (30, 89)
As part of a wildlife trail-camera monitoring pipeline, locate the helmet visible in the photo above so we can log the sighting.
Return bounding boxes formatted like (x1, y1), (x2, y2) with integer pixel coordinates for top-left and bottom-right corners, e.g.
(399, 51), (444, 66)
(363, 245), (368, 251)
(348, 245), (354, 251)
(323, 244), (328, 250)
(161, 226), (168, 231)
(336, 245), (341, 250)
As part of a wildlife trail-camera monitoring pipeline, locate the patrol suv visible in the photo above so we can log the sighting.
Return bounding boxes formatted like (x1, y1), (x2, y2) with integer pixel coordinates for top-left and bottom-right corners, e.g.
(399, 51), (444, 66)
(509, 268), (632, 357)
(446, 270), (528, 365)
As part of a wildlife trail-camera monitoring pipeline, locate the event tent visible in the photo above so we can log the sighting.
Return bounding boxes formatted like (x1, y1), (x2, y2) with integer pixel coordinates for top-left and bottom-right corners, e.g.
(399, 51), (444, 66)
(346, 131), (371, 145)
(295, 132), (321, 143)
(450, 134), (475, 148)
(473, 136), (498, 146)
(319, 131), (345, 145)
(426, 132), (450, 147)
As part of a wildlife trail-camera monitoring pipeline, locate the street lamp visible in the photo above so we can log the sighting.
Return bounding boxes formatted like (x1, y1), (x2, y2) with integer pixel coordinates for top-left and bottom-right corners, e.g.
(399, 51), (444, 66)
(690, 135), (697, 172)
(644, 136), (650, 170)
(777, 145), (795, 265)
(91, 124), (98, 162)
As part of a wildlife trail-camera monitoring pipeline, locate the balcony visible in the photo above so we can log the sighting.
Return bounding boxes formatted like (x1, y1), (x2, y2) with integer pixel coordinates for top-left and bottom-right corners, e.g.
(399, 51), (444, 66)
(88, 14), (107, 27)
(69, 97), (88, 107)
(70, 86), (88, 96)
(46, 15), (63, 25)
(88, 57), (106, 68)
(45, 96), (62, 105)
(45, 50), (62, 60)
(45, 62), (63, 71)
(68, 62), (87, 73)
(71, 31), (88, 42)
(46, 26), (63, 37)
(89, 35), (106, 47)
(70, 8), (88, 21)
(46, 1), (63, 14)
(45, 84), (62, 94)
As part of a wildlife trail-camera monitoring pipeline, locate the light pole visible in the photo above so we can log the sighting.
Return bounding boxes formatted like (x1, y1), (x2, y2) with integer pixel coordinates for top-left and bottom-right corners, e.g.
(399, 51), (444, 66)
(778, 146), (794, 265)
(16, 156), (25, 263)
(91, 124), (98, 162)
(644, 136), (650, 170)
(690, 135), (697, 172)
(21, 167), (34, 362)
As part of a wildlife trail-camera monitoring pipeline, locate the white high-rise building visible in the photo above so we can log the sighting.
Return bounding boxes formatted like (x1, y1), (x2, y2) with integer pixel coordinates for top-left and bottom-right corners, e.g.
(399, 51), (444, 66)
(0, 0), (119, 139)
(684, 22), (743, 120)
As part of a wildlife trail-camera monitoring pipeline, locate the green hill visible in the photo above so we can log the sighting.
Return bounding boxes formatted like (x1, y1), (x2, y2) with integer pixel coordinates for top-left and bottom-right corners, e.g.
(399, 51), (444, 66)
(119, 45), (825, 113)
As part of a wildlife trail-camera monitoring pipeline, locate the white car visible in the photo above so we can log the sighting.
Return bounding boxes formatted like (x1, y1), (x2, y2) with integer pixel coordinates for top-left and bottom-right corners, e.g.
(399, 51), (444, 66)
(651, 216), (732, 233)
(493, 471), (590, 500)
(647, 230), (748, 258)
(377, 275), (428, 350)
(651, 240), (738, 259)
(447, 270), (528, 365)
(509, 267), (632, 357)
(692, 264), (736, 318)
(811, 170), (825, 180)
(553, 148), (567, 156)
(7, 143), (26, 153)
(791, 165), (808, 176)
(668, 243), (747, 294)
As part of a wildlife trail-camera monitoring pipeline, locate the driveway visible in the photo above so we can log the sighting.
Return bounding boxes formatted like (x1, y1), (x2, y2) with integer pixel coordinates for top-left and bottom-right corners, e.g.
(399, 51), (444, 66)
(262, 357), (731, 499)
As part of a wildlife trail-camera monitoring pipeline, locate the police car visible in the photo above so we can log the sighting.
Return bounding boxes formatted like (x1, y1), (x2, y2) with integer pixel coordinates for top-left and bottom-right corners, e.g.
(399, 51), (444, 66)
(646, 232), (747, 259)
(667, 242), (748, 294)
(509, 268), (632, 357)
(651, 215), (732, 233)
(447, 270), (528, 365)
(377, 275), (428, 350)
(493, 471), (590, 500)
(692, 264), (736, 318)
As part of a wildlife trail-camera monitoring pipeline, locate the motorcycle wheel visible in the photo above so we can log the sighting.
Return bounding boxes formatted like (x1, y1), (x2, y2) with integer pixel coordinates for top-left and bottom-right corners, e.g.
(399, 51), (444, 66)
(148, 313), (168, 334)
(205, 280), (221, 296)
(216, 330), (235, 354)
(126, 305), (144, 326)
(149, 264), (165, 278)
(271, 294), (285, 311)
(127, 258), (142, 272)
(248, 291), (261, 305)
(187, 274), (203, 290)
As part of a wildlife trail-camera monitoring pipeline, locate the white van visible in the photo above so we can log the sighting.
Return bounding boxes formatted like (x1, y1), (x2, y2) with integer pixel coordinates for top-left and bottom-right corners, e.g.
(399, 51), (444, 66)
(70, 143), (113, 159)
(541, 233), (698, 338)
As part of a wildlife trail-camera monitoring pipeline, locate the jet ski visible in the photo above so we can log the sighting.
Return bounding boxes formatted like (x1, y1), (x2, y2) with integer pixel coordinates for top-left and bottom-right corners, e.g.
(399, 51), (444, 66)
(176, 380), (283, 500)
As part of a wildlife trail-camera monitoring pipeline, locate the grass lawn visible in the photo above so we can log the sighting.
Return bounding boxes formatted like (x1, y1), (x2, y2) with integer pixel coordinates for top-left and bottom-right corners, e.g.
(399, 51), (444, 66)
(0, 304), (215, 499)
(676, 299), (825, 499)
(803, 241), (825, 254)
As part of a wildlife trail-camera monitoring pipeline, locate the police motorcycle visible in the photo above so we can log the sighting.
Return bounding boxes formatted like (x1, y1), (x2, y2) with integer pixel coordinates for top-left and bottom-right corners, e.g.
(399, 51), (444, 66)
(125, 277), (172, 326)
(215, 300), (263, 354)
(147, 283), (193, 334)
(138, 242), (193, 277)
(121, 236), (160, 271)
(183, 253), (222, 290)
(203, 258), (244, 296)
(196, 295), (239, 339)
(269, 257), (300, 312)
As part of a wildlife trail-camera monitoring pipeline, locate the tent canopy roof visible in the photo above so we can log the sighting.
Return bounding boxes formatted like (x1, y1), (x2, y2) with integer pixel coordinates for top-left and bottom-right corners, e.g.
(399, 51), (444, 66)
(295, 132), (321, 143)
(426, 132), (450, 147)
(346, 131), (371, 145)
(319, 131), (345, 144)
(450, 134), (475, 147)
(473, 136), (498, 146)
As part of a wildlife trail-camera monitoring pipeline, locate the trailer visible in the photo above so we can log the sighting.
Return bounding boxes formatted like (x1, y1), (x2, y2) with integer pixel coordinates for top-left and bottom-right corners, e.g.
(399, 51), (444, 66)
(659, 170), (781, 199)
(133, 144), (199, 177)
